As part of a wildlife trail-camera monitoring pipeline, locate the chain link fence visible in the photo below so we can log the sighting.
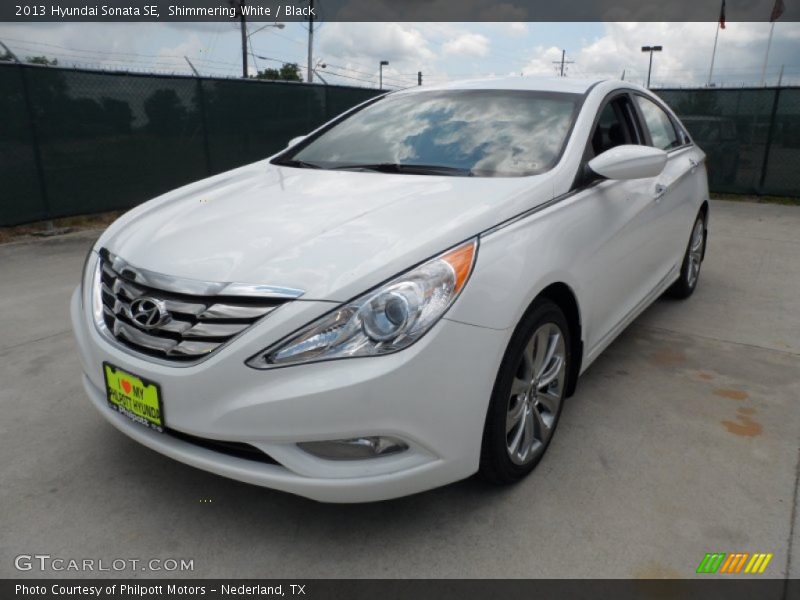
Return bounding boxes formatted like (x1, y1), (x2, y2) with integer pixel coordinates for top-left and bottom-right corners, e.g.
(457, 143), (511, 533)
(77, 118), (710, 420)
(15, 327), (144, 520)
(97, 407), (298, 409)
(1, 64), (798, 227)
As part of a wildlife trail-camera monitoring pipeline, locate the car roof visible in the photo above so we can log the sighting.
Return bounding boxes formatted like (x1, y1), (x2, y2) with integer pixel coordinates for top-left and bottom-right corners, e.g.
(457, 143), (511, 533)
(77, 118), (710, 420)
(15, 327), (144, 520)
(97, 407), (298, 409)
(394, 76), (608, 96)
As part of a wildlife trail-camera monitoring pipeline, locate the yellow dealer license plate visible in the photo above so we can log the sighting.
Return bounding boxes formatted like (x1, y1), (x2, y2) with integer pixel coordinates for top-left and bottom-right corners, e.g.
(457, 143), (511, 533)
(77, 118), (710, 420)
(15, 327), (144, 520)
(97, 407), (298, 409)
(103, 362), (165, 432)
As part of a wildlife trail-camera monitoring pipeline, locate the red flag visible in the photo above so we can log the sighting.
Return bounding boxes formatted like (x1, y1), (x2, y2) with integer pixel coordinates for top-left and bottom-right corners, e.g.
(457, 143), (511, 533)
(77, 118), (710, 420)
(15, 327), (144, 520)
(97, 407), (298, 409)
(770, 0), (785, 21)
(719, 0), (726, 29)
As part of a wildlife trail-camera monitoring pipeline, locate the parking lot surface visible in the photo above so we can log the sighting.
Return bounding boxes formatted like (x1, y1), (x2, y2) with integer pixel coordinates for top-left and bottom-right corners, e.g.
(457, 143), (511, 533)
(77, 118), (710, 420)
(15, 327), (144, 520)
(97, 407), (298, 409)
(1, 199), (798, 579)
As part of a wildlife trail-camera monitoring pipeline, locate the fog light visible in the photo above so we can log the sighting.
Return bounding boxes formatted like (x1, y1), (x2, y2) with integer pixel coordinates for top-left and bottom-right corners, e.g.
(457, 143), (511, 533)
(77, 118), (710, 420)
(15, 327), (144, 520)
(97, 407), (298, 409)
(298, 436), (409, 460)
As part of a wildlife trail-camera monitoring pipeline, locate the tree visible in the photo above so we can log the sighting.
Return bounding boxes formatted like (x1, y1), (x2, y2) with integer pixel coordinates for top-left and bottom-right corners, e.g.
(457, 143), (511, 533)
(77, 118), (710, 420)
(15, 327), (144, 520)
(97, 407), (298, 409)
(26, 55), (58, 66)
(255, 67), (281, 81)
(254, 62), (302, 82)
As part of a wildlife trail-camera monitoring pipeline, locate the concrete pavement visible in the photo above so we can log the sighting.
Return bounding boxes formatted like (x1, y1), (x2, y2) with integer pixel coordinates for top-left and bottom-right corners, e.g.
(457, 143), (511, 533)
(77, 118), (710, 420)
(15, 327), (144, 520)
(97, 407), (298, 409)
(1, 199), (798, 579)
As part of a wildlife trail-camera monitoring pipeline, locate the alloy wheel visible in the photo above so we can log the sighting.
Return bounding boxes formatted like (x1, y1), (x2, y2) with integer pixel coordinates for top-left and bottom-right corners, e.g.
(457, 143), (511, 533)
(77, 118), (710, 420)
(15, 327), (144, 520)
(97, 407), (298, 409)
(505, 322), (567, 465)
(687, 218), (704, 288)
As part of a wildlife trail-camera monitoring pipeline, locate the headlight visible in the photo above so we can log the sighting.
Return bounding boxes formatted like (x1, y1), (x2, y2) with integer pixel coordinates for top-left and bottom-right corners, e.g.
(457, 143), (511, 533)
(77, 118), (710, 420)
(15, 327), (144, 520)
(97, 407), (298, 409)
(246, 238), (478, 368)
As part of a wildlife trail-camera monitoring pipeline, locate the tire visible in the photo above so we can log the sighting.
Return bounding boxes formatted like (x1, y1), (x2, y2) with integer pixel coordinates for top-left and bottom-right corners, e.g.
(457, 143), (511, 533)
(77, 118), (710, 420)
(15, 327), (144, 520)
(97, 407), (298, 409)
(478, 299), (571, 484)
(667, 210), (707, 300)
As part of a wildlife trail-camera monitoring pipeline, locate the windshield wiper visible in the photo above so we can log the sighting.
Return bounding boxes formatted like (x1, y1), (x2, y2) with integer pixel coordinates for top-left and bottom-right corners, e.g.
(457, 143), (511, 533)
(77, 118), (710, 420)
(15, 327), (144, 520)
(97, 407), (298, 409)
(273, 158), (324, 169)
(331, 163), (473, 176)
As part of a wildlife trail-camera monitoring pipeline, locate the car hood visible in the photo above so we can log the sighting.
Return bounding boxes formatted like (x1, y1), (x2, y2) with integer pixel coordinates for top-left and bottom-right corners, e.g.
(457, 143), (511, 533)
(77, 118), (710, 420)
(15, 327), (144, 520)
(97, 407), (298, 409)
(99, 161), (554, 301)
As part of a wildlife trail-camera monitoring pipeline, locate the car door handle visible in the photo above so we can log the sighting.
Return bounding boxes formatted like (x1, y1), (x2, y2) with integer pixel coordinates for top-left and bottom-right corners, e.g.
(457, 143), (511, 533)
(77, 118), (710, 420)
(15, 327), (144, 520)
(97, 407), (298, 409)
(688, 158), (699, 172)
(654, 183), (667, 201)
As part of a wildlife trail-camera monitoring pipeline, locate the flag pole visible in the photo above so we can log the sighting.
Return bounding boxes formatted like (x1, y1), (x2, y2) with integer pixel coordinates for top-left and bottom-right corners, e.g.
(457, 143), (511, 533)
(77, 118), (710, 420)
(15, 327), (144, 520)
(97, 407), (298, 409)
(707, 21), (720, 86)
(760, 21), (775, 86)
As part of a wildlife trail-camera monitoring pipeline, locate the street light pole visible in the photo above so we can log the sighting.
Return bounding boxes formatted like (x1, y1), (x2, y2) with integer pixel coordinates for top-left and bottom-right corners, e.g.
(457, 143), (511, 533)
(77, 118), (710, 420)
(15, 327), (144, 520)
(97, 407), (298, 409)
(248, 22), (285, 37)
(641, 45), (662, 89)
(379, 60), (389, 90)
(246, 22), (284, 75)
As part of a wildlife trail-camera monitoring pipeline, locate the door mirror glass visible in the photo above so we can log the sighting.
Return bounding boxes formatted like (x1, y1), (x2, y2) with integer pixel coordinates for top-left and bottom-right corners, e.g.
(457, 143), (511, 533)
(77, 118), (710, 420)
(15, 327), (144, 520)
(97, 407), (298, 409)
(588, 144), (667, 180)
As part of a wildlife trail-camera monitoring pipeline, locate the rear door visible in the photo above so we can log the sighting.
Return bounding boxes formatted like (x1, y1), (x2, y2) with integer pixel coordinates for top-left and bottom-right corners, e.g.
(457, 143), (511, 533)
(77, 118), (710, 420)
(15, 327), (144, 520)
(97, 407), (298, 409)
(633, 93), (700, 277)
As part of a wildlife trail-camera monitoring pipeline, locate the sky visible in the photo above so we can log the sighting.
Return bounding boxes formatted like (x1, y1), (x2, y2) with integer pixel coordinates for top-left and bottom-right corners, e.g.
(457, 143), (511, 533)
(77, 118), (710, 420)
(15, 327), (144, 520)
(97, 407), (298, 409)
(0, 21), (798, 88)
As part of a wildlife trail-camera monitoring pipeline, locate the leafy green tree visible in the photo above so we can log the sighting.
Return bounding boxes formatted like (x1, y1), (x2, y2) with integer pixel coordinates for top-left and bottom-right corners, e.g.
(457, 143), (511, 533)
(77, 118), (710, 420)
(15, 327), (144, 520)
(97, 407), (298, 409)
(26, 55), (58, 66)
(254, 62), (302, 82)
(278, 63), (302, 81)
(255, 67), (281, 81)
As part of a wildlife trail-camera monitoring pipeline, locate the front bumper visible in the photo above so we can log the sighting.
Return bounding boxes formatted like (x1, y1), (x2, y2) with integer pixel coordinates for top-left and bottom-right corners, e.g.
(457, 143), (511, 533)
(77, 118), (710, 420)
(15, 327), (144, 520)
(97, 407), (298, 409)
(70, 277), (509, 502)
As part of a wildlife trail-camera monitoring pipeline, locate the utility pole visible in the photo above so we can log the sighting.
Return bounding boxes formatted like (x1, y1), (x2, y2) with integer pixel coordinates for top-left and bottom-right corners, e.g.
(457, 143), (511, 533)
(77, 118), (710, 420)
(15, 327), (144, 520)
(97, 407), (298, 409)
(306, 0), (314, 83)
(641, 45), (662, 88)
(239, 0), (248, 78)
(418, 71), (422, 86)
(552, 49), (574, 77)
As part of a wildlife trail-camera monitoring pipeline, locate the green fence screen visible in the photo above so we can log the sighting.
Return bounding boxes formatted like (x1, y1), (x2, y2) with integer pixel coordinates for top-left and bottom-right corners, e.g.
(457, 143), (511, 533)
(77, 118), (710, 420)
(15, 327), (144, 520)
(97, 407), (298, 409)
(657, 87), (800, 197)
(1, 64), (799, 227)
(0, 64), (380, 226)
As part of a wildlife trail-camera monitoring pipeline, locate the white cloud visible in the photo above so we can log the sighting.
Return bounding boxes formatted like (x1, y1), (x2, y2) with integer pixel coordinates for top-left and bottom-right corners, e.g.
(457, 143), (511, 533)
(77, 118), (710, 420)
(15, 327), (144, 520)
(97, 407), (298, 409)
(156, 33), (206, 74)
(519, 22), (800, 87)
(504, 22), (530, 38)
(0, 22), (212, 75)
(443, 33), (490, 57)
(316, 22), (442, 88)
(319, 22), (436, 65)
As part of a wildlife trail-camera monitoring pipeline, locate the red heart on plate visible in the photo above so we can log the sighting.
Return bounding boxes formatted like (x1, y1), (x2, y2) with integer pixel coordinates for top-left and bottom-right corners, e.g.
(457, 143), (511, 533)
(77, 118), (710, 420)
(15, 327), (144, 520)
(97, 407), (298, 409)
(121, 380), (132, 394)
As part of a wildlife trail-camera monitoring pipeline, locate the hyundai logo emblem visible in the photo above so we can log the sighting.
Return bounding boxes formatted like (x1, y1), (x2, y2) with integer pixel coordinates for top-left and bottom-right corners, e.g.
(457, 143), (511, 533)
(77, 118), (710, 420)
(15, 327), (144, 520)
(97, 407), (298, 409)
(129, 297), (170, 330)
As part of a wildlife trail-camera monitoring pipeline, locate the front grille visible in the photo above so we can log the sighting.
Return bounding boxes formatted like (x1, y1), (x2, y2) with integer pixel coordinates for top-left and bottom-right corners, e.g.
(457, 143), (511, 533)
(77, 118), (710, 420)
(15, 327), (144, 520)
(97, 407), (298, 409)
(96, 248), (296, 362)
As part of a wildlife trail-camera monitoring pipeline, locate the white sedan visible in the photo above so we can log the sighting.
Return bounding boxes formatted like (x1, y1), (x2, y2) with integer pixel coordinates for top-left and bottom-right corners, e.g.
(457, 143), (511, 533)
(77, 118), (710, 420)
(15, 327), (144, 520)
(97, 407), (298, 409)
(71, 77), (708, 502)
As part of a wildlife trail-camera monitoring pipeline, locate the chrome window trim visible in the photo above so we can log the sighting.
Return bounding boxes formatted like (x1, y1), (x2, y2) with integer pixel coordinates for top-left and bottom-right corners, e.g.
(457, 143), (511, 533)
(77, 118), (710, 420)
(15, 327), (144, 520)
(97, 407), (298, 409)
(102, 249), (305, 300)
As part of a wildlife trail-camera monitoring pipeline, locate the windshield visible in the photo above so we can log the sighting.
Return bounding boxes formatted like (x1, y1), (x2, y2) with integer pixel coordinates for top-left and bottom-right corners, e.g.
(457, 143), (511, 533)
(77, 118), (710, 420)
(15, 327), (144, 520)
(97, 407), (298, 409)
(275, 90), (582, 177)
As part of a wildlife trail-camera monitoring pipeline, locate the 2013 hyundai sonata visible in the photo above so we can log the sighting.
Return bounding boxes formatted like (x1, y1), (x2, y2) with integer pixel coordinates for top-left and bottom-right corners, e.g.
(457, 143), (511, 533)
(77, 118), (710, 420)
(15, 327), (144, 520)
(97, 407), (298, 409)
(71, 77), (709, 502)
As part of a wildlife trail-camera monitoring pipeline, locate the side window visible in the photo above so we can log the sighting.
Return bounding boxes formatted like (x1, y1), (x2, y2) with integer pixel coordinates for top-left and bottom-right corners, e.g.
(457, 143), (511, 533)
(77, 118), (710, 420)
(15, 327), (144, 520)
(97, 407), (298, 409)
(589, 97), (637, 159)
(636, 95), (680, 151)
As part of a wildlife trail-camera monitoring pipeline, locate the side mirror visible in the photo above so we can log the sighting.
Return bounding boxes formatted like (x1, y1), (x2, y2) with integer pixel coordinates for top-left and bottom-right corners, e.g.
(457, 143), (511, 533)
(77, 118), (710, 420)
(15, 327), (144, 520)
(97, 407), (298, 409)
(588, 145), (667, 180)
(287, 135), (307, 148)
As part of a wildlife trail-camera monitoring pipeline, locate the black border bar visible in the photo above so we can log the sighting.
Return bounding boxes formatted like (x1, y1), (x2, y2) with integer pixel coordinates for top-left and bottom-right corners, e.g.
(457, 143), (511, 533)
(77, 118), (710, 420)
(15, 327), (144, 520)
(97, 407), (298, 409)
(2, 0), (799, 22)
(3, 579), (799, 600)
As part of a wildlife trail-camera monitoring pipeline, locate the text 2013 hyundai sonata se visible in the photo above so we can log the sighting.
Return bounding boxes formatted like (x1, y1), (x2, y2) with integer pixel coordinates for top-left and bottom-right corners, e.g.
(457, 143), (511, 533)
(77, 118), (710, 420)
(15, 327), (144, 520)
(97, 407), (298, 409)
(71, 77), (709, 502)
